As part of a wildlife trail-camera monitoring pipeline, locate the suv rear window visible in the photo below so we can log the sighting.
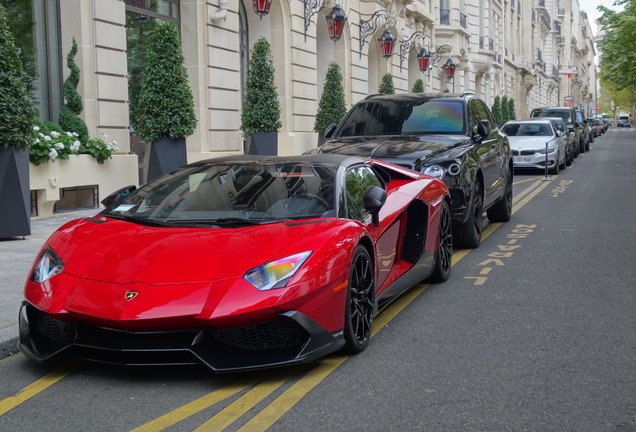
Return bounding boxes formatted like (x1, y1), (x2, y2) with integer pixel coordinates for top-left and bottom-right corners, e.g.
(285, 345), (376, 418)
(338, 100), (465, 137)
(530, 109), (573, 125)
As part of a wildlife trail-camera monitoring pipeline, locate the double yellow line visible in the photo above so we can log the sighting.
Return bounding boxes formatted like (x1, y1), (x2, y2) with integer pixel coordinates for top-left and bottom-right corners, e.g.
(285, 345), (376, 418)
(0, 176), (553, 430)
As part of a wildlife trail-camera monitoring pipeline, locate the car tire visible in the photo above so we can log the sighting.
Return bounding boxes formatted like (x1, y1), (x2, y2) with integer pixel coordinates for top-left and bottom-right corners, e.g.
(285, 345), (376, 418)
(586, 141), (590, 151)
(550, 158), (560, 175)
(454, 180), (482, 249)
(343, 245), (375, 354)
(560, 152), (567, 170)
(487, 171), (512, 223)
(580, 140), (586, 153)
(428, 201), (452, 283)
(566, 150), (573, 166)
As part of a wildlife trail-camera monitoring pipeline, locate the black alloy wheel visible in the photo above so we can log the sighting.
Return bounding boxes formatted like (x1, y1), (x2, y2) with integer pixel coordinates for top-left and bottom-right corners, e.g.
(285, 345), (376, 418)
(428, 200), (452, 283)
(343, 246), (375, 353)
(454, 180), (483, 249)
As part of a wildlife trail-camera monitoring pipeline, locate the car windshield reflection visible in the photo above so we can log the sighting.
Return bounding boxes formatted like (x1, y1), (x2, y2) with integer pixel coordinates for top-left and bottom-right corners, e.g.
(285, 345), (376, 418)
(101, 162), (338, 226)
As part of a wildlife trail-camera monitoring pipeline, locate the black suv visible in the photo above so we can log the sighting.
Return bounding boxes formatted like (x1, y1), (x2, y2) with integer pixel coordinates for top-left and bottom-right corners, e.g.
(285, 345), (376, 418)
(306, 92), (513, 249)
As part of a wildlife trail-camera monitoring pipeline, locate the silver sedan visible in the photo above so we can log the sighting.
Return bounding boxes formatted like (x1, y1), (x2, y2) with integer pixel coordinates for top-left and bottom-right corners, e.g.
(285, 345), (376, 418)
(501, 120), (567, 175)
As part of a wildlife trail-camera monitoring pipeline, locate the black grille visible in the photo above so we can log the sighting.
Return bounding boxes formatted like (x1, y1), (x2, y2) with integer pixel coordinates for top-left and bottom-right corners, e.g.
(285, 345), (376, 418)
(512, 150), (519, 156)
(403, 201), (428, 264)
(520, 150), (536, 156)
(213, 318), (307, 351)
(33, 312), (76, 341)
(450, 189), (466, 210)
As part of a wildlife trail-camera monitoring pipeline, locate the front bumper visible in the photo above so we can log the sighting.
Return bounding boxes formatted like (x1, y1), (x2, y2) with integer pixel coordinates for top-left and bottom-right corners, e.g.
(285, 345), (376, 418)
(18, 302), (344, 372)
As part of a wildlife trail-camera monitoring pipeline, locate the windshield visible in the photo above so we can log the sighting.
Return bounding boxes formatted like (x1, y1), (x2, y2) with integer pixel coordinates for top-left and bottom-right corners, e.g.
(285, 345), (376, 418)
(531, 109), (573, 125)
(102, 162), (338, 226)
(337, 99), (465, 136)
(502, 123), (554, 137)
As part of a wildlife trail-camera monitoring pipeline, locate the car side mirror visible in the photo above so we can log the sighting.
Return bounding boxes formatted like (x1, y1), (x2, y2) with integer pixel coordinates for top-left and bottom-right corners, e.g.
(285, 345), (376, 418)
(101, 185), (136, 207)
(363, 185), (387, 227)
(324, 123), (337, 140)
(477, 120), (491, 137)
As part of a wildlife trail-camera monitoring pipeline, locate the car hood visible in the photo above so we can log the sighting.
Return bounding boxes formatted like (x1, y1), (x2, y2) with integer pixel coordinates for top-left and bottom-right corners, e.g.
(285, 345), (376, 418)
(315, 136), (471, 167)
(47, 216), (347, 285)
(509, 136), (558, 150)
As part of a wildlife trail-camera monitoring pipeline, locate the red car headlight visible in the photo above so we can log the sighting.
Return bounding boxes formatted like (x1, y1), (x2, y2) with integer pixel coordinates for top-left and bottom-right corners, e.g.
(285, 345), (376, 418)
(244, 251), (312, 291)
(31, 247), (64, 283)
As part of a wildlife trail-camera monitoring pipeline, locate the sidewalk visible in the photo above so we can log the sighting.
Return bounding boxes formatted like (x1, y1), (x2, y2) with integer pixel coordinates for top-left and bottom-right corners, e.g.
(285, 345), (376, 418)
(0, 209), (98, 359)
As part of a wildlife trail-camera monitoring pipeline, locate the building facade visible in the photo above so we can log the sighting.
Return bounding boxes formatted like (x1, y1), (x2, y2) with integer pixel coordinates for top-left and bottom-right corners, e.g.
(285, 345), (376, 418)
(8, 0), (596, 217)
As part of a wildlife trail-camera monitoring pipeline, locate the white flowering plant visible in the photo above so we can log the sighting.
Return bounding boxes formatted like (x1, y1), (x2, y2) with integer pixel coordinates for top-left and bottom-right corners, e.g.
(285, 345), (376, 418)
(30, 120), (117, 165)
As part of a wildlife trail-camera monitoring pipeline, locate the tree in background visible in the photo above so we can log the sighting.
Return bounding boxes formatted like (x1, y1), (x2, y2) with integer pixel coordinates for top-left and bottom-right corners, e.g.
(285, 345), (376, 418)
(597, 0), (636, 117)
(411, 79), (424, 93)
(314, 62), (347, 135)
(501, 95), (510, 123)
(508, 98), (516, 121)
(58, 37), (89, 143)
(378, 73), (395, 95)
(492, 95), (503, 125)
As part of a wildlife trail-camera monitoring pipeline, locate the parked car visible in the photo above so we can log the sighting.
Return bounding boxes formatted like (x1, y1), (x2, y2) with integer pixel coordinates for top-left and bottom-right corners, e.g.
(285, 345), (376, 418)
(529, 106), (582, 157)
(18, 154), (453, 372)
(502, 120), (566, 174)
(306, 92), (513, 249)
(576, 110), (592, 150)
(617, 115), (632, 127)
(545, 116), (574, 166)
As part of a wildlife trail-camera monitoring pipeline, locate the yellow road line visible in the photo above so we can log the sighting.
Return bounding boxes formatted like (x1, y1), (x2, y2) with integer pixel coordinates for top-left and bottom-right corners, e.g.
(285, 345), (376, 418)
(130, 379), (254, 432)
(193, 370), (296, 432)
(513, 176), (543, 186)
(512, 178), (553, 213)
(0, 366), (74, 417)
(236, 357), (348, 432)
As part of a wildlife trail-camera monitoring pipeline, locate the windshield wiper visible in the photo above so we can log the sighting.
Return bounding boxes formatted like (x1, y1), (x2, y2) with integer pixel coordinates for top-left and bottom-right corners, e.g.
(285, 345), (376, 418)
(101, 213), (172, 227)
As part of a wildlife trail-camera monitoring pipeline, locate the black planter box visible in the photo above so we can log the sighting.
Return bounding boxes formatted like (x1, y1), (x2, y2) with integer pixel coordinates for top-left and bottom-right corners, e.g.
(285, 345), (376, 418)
(0, 147), (31, 238)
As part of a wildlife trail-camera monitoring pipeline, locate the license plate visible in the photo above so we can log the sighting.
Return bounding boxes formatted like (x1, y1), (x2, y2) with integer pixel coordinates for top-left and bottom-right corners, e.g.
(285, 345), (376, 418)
(513, 156), (532, 163)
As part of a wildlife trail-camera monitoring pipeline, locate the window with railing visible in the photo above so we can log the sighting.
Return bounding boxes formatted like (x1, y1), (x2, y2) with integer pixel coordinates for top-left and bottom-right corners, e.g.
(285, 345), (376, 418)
(440, 9), (450, 24)
(536, 48), (543, 63)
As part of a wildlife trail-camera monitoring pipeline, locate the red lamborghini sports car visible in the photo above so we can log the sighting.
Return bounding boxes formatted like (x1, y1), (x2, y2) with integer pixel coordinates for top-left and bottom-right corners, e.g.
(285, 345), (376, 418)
(19, 154), (452, 372)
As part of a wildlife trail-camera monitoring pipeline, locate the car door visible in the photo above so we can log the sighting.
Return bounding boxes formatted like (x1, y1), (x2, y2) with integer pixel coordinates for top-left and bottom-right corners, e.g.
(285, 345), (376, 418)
(344, 165), (398, 295)
(469, 99), (502, 207)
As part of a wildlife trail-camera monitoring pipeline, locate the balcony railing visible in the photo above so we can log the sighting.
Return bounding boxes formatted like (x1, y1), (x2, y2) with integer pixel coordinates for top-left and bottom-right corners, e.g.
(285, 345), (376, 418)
(440, 9), (450, 25)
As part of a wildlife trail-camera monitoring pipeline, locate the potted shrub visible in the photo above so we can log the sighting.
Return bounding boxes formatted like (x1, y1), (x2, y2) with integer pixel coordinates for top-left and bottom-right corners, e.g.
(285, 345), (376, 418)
(378, 73), (395, 94)
(0, 4), (36, 237)
(412, 78), (424, 93)
(58, 37), (89, 144)
(314, 62), (347, 146)
(136, 21), (197, 181)
(240, 37), (281, 155)
(492, 95), (503, 126)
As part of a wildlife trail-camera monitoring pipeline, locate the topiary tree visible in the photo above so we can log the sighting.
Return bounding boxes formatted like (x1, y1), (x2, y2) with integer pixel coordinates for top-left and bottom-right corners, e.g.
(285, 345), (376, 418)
(136, 21), (197, 143)
(501, 95), (510, 123)
(492, 95), (502, 126)
(58, 37), (89, 144)
(0, 3), (36, 237)
(411, 79), (424, 93)
(314, 62), (347, 136)
(378, 73), (395, 95)
(0, 4), (36, 151)
(508, 98), (516, 120)
(240, 37), (281, 137)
